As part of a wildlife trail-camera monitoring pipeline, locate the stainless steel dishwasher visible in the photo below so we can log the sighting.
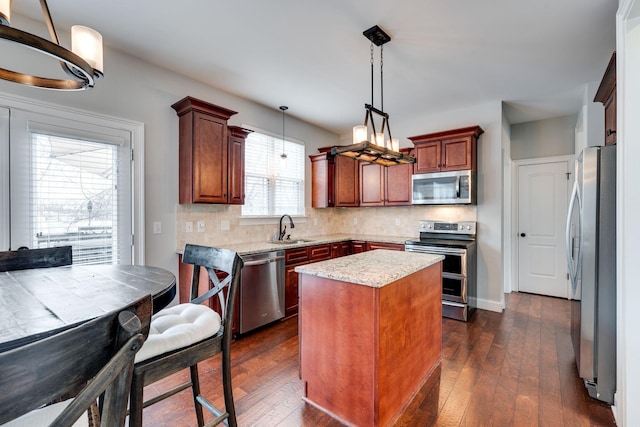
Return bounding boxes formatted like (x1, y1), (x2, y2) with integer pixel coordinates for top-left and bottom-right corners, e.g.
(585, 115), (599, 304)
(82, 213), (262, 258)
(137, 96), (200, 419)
(238, 250), (285, 334)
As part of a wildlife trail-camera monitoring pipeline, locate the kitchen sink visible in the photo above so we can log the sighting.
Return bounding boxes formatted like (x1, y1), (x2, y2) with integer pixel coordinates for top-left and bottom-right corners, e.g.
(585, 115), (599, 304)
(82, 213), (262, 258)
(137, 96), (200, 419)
(270, 239), (315, 245)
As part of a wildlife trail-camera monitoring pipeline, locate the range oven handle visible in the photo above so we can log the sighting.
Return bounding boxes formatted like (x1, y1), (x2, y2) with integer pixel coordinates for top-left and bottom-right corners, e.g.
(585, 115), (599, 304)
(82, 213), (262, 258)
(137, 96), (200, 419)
(405, 245), (466, 256)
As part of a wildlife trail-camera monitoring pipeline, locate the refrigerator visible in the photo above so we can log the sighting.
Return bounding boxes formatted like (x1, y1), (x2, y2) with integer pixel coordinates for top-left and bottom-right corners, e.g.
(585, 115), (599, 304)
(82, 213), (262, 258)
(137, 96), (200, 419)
(566, 145), (616, 404)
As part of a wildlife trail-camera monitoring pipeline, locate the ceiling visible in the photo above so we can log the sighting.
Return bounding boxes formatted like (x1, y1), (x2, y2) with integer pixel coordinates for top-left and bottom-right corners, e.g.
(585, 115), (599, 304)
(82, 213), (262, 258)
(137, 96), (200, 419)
(11, 0), (617, 137)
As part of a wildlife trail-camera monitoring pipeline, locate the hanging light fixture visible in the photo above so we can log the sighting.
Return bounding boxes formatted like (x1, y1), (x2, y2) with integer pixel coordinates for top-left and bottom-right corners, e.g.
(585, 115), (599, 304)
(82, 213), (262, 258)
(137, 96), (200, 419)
(332, 25), (414, 166)
(0, 0), (103, 90)
(279, 105), (288, 167)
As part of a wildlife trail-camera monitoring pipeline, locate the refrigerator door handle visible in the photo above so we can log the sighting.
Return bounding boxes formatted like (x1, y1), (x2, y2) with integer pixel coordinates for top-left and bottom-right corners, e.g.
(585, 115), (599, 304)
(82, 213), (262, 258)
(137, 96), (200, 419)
(566, 179), (581, 293)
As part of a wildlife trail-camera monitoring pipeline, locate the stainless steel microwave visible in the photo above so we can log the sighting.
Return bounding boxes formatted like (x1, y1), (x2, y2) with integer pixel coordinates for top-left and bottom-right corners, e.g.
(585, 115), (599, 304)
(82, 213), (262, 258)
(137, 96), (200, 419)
(412, 170), (476, 205)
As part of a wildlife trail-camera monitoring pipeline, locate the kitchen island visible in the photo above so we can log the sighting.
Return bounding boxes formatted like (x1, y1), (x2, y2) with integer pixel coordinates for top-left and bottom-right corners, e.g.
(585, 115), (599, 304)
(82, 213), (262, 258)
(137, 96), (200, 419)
(295, 249), (444, 427)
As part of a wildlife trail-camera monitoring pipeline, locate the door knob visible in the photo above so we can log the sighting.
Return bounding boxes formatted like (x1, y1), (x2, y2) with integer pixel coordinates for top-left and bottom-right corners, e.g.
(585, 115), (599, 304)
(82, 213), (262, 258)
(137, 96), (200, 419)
(520, 233), (526, 237)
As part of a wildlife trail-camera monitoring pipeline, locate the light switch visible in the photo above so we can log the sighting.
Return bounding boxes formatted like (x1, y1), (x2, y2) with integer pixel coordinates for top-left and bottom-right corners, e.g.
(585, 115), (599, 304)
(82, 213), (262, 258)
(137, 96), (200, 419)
(153, 221), (162, 234)
(197, 220), (205, 232)
(186, 221), (193, 233)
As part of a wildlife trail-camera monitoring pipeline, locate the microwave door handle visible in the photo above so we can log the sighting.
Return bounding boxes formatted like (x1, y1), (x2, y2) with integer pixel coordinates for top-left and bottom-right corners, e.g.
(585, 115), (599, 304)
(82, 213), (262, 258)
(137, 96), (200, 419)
(456, 176), (460, 198)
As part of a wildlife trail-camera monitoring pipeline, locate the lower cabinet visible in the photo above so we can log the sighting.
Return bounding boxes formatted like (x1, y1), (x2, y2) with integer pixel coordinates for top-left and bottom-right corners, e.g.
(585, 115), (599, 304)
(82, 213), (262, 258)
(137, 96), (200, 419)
(331, 241), (351, 258)
(366, 242), (405, 251)
(281, 240), (408, 319)
(284, 243), (332, 317)
(351, 240), (367, 253)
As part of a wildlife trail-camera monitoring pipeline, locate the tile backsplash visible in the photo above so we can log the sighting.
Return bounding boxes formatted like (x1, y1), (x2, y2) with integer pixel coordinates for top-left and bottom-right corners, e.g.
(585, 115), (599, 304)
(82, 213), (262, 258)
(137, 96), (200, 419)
(176, 204), (477, 251)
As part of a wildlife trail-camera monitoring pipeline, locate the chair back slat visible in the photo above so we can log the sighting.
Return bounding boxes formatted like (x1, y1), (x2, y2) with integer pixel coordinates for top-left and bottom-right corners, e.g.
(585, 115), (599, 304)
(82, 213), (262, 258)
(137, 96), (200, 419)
(0, 294), (151, 426)
(182, 244), (243, 328)
(0, 246), (73, 272)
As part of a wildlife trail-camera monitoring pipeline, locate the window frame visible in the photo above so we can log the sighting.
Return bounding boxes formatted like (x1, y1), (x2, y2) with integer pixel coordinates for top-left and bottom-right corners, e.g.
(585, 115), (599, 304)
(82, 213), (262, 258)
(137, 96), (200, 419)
(241, 126), (306, 218)
(0, 94), (145, 264)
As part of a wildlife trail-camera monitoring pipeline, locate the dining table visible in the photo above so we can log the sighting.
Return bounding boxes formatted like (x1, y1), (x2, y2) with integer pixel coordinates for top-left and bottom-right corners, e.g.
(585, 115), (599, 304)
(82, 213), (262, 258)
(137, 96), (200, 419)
(0, 264), (176, 353)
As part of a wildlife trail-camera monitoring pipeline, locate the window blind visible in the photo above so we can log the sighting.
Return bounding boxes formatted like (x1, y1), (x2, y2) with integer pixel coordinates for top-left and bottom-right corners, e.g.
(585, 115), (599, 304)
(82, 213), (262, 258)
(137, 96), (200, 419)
(27, 133), (126, 264)
(242, 132), (304, 216)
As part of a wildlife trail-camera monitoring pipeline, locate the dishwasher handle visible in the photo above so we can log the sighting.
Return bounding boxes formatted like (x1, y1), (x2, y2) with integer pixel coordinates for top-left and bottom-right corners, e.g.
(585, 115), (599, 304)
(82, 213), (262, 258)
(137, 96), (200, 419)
(242, 255), (285, 267)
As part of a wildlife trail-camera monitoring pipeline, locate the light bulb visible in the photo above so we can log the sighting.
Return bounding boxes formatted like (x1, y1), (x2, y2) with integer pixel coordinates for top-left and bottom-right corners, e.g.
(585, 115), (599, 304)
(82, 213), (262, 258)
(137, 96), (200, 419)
(353, 125), (367, 144)
(72, 25), (103, 75)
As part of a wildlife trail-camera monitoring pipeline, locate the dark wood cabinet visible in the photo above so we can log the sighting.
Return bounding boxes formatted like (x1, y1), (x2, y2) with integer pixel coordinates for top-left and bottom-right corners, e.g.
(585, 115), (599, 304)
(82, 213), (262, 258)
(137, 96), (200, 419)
(365, 241), (404, 251)
(173, 96), (245, 204)
(594, 52), (616, 146)
(284, 243), (332, 317)
(331, 241), (351, 258)
(351, 240), (367, 253)
(359, 162), (412, 207)
(227, 126), (252, 204)
(310, 151), (359, 208)
(408, 126), (483, 174)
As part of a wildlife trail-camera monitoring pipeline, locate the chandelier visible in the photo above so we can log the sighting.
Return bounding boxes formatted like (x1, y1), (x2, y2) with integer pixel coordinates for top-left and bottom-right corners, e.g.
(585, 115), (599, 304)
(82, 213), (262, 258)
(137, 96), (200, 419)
(332, 25), (414, 166)
(0, 0), (103, 90)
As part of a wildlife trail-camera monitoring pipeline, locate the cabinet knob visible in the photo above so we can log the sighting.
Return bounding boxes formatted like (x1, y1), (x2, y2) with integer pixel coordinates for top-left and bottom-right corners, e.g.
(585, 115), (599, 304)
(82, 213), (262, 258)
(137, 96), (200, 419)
(520, 233), (526, 237)
(606, 129), (616, 137)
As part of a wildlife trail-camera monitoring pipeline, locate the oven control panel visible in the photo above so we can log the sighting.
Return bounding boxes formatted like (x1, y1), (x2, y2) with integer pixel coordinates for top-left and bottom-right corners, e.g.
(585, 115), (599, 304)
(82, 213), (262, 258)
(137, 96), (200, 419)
(418, 220), (476, 235)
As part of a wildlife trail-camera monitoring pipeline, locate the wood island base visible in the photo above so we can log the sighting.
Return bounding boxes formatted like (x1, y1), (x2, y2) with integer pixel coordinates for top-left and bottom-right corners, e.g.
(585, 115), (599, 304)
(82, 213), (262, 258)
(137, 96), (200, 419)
(298, 260), (443, 427)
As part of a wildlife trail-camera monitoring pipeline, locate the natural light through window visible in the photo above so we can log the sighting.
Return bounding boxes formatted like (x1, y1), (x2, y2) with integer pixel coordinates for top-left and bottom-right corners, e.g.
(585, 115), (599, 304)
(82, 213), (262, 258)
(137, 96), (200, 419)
(242, 131), (304, 216)
(31, 134), (120, 264)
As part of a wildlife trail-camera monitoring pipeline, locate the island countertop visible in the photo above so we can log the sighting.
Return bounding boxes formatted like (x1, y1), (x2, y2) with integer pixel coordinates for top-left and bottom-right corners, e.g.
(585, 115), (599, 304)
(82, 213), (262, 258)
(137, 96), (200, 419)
(294, 249), (443, 288)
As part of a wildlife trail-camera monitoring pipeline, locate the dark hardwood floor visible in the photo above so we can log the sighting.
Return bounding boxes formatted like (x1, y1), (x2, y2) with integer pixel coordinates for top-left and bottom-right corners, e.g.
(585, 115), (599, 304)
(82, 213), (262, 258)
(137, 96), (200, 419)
(141, 292), (616, 426)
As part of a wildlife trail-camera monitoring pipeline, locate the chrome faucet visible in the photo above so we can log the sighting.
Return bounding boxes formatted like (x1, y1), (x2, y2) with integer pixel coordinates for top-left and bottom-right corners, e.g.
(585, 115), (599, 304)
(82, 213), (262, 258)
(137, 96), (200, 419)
(278, 214), (295, 240)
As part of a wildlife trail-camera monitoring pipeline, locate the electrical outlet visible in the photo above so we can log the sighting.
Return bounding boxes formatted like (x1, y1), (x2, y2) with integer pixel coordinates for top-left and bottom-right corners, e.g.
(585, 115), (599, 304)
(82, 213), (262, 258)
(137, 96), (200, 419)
(197, 220), (205, 232)
(153, 221), (162, 234)
(313, 218), (318, 226)
(220, 220), (230, 231)
(186, 221), (193, 233)
(395, 218), (401, 226)
(353, 217), (358, 225)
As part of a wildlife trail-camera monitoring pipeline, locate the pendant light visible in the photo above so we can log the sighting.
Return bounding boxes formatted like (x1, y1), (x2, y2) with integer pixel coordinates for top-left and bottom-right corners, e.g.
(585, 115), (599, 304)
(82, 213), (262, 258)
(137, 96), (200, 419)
(332, 25), (414, 166)
(0, 0), (103, 90)
(280, 105), (288, 167)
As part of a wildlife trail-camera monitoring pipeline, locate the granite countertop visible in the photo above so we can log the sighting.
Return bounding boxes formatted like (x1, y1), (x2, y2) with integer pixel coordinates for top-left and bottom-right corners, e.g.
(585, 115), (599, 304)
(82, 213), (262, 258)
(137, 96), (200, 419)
(294, 249), (444, 288)
(178, 234), (416, 256)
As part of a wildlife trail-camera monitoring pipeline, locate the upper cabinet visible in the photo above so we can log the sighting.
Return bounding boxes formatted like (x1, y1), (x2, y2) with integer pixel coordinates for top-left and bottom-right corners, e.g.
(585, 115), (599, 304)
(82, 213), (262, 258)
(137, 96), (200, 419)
(172, 96), (244, 204)
(310, 151), (359, 208)
(408, 126), (484, 174)
(594, 52), (616, 146)
(227, 126), (253, 205)
(359, 161), (412, 207)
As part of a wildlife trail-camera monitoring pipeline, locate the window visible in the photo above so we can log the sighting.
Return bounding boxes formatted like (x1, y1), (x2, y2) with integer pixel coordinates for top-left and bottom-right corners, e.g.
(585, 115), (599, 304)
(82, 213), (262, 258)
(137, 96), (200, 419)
(242, 131), (304, 216)
(28, 134), (123, 264)
(1, 104), (142, 265)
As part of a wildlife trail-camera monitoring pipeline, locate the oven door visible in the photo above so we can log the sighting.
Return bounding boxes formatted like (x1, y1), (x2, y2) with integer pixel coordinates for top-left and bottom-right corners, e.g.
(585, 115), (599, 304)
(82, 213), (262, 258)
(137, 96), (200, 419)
(405, 244), (468, 302)
(442, 274), (467, 303)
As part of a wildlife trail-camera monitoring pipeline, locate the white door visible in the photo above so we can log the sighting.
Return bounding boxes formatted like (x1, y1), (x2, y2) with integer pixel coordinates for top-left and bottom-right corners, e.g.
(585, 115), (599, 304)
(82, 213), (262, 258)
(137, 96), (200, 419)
(518, 161), (569, 297)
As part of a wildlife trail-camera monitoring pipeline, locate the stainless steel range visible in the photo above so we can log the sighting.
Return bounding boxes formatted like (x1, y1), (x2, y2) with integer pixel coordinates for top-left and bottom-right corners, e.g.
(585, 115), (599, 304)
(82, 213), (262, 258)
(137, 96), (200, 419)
(405, 220), (477, 321)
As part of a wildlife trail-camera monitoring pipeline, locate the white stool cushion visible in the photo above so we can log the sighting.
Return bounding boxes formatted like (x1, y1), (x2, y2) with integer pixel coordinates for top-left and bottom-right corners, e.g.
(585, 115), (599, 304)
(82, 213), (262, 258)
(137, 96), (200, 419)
(135, 303), (222, 363)
(2, 400), (88, 427)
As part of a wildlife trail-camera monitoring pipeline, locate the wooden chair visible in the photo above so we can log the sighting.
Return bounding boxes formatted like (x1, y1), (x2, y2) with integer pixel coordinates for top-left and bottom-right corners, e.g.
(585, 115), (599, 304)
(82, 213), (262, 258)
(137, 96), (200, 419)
(0, 246), (73, 272)
(129, 244), (243, 427)
(0, 294), (151, 427)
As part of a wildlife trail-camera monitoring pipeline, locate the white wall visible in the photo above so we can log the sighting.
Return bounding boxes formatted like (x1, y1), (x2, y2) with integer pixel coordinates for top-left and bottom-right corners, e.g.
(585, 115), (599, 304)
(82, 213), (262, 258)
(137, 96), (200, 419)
(510, 114), (577, 160)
